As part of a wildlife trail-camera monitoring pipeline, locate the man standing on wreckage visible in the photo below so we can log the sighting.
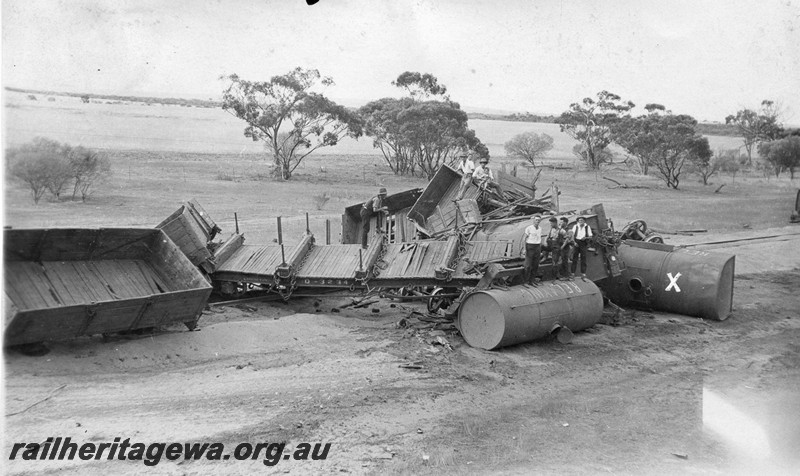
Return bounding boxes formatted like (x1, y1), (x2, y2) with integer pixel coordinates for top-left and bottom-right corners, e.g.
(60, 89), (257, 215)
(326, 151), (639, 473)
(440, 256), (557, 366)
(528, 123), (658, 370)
(570, 216), (593, 280)
(522, 215), (544, 286)
(360, 187), (389, 249)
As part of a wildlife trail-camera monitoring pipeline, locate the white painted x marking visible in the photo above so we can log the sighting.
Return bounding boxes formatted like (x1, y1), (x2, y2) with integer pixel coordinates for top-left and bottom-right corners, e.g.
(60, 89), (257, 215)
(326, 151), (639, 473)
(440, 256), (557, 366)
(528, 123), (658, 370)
(665, 272), (682, 292)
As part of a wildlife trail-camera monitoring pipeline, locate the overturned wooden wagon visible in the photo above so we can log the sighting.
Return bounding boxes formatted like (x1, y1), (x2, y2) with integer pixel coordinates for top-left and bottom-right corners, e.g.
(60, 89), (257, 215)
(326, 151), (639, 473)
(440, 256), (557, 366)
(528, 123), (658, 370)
(4, 228), (212, 346)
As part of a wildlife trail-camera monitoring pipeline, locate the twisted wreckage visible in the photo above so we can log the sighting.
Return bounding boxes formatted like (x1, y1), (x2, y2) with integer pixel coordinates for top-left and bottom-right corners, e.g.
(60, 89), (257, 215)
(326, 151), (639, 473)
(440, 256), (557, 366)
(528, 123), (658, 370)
(4, 165), (735, 350)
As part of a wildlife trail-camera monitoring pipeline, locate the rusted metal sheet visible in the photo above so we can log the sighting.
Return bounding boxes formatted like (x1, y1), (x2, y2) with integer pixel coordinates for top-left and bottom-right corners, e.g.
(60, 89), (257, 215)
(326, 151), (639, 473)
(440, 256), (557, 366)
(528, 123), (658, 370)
(458, 280), (604, 350)
(4, 228), (212, 346)
(598, 241), (735, 320)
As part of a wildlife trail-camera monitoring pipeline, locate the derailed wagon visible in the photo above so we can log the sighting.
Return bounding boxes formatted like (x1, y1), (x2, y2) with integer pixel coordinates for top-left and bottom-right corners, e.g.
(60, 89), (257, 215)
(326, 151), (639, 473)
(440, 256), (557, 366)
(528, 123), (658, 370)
(4, 161), (737, 351)
(157, 163), (736, 350)
(4, 228), (212, 347)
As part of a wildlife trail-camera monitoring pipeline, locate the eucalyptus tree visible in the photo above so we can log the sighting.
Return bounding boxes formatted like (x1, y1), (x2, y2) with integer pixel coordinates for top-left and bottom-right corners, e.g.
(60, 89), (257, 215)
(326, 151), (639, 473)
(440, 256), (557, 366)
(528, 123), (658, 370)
(558, 90), (634, 169)
(221, 68), (363, 180)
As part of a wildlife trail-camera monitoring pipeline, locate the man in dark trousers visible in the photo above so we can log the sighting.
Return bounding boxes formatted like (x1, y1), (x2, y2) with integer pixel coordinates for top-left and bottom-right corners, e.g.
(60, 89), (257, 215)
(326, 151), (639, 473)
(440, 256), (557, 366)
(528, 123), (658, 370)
(522, 215), (543, 285)
(556, 217), (570, 279)
(360, 187), (388, 248)
(570, 216), (593, 279)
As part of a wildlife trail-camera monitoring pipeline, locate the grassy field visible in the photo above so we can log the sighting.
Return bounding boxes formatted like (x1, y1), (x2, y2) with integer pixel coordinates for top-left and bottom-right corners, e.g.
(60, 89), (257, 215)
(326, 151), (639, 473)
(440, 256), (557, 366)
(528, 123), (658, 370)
(4, 90), (743, 158)
(3, 90), (796, 242)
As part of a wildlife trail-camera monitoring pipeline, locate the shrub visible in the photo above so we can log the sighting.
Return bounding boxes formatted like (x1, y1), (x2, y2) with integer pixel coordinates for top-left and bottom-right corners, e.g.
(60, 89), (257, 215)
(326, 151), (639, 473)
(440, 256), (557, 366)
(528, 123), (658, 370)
(10, 153), (66, 203)
(717, 150), (744, 183)
(312, 192), (331, 210)
(7, 138), (111, 203)
(69, 147), (112, 201)
(215, 170), (238, 181)
(504, 132), (554, 167)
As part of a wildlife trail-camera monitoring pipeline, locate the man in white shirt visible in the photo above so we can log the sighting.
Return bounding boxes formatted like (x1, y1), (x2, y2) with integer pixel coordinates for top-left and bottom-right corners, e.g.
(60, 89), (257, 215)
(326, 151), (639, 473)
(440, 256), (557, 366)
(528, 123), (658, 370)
(522, 215), (543, 285)
(570, 216), (593, 279)
(473, 157), (504, 197)
(456, 151), (475, 200)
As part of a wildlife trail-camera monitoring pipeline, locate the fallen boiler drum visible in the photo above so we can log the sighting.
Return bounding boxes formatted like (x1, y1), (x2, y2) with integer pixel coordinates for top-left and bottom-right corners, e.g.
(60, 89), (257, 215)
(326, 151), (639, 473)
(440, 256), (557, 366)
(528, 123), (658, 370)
(458, 280), (604, 350)
(600, 241), (735, 320)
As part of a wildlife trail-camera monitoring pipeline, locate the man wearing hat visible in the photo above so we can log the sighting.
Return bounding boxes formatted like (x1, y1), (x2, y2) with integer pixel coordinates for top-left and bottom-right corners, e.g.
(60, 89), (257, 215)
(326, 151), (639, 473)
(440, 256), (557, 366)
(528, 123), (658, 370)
(360, 187), (389, 248)
(456, 150), (475, 200)
(473, 157), (503, 196)
(569, 216), (593, 279)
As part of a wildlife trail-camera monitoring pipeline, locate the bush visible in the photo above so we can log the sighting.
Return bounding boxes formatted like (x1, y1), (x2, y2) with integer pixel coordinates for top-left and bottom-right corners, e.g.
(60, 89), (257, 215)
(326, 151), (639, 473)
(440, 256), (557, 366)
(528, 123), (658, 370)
(10, 153), (62, 203)
(7, 138), (111, 203)
(717, 150), (744, 183)
(312, 192), (331, 210)
(215, 170), (238, 181)
(68, 147), (112, 201)
(504, 132), (554, 167)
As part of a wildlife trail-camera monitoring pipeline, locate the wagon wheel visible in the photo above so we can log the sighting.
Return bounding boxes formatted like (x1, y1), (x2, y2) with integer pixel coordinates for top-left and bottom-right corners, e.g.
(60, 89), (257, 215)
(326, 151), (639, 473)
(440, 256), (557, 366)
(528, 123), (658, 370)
(621, 219), (649, 241)
(217, 281), (248, 298)
(397, 286), (416, 302)
(427, 287), (452, 314)
(644, 233), (664, 244)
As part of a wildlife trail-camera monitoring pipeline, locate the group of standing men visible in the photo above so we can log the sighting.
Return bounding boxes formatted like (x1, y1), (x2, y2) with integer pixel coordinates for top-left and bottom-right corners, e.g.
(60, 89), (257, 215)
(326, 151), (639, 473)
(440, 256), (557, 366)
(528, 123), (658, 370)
(522, 215), (594, 285)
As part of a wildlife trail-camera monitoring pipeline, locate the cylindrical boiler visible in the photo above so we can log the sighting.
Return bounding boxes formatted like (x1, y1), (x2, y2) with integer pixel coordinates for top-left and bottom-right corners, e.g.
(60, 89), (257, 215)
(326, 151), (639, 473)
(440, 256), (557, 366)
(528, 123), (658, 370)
(458, 279), (604, 350)
(600, 241), (735, 320)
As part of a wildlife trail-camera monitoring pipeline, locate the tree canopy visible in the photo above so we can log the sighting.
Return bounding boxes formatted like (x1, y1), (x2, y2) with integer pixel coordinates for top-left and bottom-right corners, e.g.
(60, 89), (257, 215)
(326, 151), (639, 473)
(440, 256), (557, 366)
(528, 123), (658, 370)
(503, 132), (554, 167)
(391, 72), (448, 100)
(359, 72), (487, 179)
(558, 90), (634, 170)
(68, 146), (112, 201)
(221, 68), (363, 180)
(758, 136), (800, 179)
(7, 137), (111, 203)
(613, 109), (710, 189)
(725, 100), (783, 165)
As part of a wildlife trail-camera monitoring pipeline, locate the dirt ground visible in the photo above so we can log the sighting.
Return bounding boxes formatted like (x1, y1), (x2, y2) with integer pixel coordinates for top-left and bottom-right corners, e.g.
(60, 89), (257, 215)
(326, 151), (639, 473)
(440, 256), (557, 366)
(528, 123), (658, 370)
(4, 227), (800, 475)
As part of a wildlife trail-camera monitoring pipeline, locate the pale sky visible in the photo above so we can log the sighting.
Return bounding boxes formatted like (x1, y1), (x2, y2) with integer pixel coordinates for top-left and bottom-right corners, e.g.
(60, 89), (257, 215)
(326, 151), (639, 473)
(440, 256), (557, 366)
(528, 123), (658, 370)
(2, 0), (799, 122)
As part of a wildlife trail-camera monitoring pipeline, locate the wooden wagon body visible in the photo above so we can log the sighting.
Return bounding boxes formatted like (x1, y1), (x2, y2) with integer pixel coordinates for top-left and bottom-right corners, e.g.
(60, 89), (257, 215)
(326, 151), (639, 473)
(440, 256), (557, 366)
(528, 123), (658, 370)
(4, 228), (212, 346)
